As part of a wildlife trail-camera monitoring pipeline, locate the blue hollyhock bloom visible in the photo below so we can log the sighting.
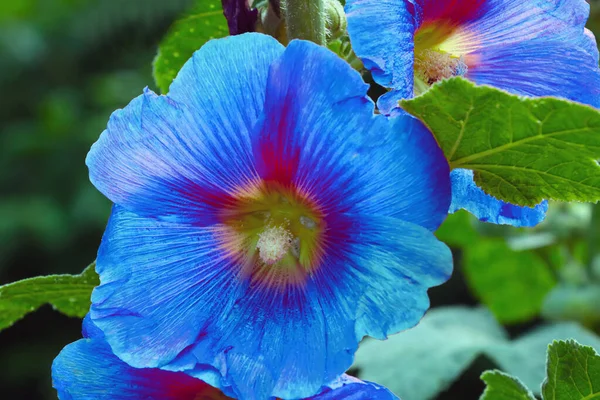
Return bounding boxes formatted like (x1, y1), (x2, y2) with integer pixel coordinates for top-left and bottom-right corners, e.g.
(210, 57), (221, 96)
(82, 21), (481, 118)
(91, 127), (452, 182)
(87, 33), (452, 399)
(52, 316), (399, 400)
(345, 0), (600, 227)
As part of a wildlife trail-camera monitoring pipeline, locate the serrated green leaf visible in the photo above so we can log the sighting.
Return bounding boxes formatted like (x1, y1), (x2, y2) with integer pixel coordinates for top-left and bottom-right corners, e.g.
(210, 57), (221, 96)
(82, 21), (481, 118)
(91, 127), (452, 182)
(0, 263), (99, 331)
(464, 239), (556, 324)
(153, 0), (228, 93)
(542, 340), (600, 400)
(401, 78), (600, 207)
(480, 370), (536, 400)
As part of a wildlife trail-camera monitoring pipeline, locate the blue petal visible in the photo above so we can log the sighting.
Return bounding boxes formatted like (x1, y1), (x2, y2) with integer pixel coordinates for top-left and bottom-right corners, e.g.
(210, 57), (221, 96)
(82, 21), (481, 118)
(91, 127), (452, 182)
(461, 0), (593, 50)
(90, 205), (243, 370)
(82, 313), (103, 340)
(328, 215), (453, 341)
(345, 0), (415, 114)
(52, 336), (232, 400)
(311, 375), (399, 399)
(167, 32), (283, 129)
(450, 169), (548, 227)
(86, 34), (284, 224)
(467, 39), (600, 107)
(373, 115), (451, 230)
(253, 39), (450, 231)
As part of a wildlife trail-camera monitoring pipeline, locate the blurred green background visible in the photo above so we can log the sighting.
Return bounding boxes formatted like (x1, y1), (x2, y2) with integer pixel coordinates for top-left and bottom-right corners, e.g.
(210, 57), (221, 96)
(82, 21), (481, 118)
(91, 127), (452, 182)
(0, 1), (193, 398)
(1, 1), (600, 399)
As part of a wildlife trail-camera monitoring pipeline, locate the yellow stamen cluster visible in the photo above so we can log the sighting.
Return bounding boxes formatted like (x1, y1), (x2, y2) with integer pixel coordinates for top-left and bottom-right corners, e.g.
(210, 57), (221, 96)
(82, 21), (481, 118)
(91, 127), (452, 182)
(256, 224), (294, 265)
(414, 49), (466, 85)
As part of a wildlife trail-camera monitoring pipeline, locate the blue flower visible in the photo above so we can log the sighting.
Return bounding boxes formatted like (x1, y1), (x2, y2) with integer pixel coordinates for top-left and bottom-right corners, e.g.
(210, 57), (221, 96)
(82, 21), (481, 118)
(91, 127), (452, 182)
(346, 0), (600, 111)
(52, 317), (399, 400)
(87, 33), (452, 399)
(345, 0), (600, 227)
(346, 0), (600, 226)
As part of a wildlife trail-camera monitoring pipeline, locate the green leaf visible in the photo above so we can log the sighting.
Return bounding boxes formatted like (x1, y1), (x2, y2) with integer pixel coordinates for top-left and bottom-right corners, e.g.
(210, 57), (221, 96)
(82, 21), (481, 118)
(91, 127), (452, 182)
(542, 284), (600, 327)
(491, 323), (600, 395)
(401, 78), (600, 207)
(542, 340), (600, 400)
(153, 0), (229, 93)
(353, 307), (508, 400)
(0, 263), (99, 331)
(464, 239), (556, 324)
(480, 370), (536, 400)
(436, 210), (480, 247)
(353, 306), (600, 400)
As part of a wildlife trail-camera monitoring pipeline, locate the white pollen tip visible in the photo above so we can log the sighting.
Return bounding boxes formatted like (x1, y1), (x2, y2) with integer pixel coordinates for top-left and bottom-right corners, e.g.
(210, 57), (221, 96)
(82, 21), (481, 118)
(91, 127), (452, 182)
(256, 226), (293, 264)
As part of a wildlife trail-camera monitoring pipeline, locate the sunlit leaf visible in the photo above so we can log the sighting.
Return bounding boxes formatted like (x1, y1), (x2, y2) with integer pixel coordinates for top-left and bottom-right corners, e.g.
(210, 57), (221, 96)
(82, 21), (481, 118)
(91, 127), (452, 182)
(542, 340), (600, 400)
(480, 370), (535, 400)
(401, 78), (600, 207)
(153, 0), (228, 93)
(464, 240), (556, 324)
(0, 263), (98, 332)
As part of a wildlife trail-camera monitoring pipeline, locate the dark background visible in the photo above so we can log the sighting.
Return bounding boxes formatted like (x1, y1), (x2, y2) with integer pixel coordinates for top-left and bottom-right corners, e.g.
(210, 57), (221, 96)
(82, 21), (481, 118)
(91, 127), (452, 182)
(0, 1), (193, 398)
(1, 1), (599, 399)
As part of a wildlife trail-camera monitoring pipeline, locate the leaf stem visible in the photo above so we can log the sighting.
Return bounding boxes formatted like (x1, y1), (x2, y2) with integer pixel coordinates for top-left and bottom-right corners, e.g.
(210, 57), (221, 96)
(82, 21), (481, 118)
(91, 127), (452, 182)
(282, 0), (326, 45)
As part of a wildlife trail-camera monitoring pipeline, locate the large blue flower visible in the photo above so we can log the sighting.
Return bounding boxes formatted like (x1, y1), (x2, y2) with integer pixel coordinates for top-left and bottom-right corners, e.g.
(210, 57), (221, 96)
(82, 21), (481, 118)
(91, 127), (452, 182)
(52, 317), (399, 400)
(345, 0), (600, 227)
(87, 33), (452, 399)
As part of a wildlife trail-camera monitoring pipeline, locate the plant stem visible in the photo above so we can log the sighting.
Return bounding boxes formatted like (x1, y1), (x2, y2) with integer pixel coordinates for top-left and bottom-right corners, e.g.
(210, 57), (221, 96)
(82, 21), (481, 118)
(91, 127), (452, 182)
(282, 0), (327, 45)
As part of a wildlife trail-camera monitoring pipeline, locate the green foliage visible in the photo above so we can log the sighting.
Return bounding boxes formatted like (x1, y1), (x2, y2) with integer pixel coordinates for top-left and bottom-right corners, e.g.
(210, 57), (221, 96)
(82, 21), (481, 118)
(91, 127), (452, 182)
(480, 371), (535, 400)
(153, 0), (229, 93)
(354, 307), (507, 400)
(491, 324), (600, 394)
(0, 263), (98, 332)
(436, 210), (479, 247)
(465, 239), (556, 324)
(401, 78), (600, 207)
(437, 203), (600, 326)
(542, 285), (600, 328)
(438, 211), (558, 324)
(542, 340), (600, 400)
(481, 340), (600, 400)
(354, 307), (600, 400)
(0, 1), (189, 396)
